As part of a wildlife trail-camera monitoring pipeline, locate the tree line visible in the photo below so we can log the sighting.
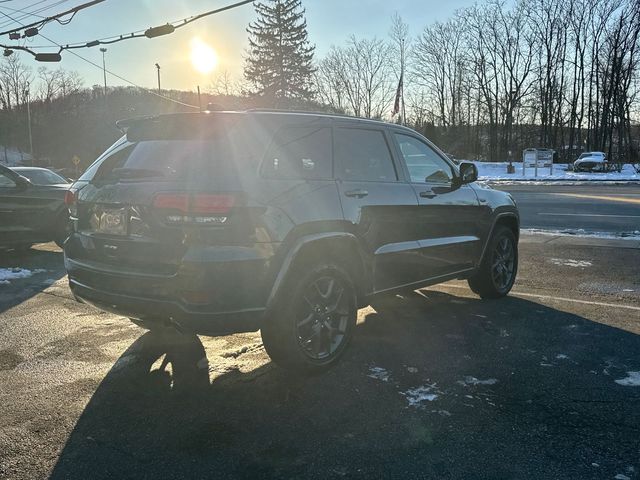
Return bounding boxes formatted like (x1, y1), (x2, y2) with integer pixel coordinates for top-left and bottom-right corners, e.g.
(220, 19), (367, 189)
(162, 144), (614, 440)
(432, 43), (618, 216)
(1, 0), (639, 168)
(313, 0), (640, 162)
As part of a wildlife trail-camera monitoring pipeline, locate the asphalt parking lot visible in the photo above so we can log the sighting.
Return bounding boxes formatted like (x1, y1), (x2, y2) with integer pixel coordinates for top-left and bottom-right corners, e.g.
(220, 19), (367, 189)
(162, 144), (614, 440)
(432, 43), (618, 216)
(1, 235), (639, 480)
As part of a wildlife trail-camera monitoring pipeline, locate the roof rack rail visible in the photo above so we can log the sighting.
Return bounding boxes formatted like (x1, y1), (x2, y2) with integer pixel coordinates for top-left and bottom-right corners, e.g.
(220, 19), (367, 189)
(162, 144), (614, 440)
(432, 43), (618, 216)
(246, 108), (389, 123)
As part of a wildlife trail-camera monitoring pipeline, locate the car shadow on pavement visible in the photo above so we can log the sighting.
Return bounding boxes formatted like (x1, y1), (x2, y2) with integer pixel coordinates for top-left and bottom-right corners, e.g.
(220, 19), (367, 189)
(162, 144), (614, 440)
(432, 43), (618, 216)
(0, 245), (66, 315)
(49, 291), (640, 480)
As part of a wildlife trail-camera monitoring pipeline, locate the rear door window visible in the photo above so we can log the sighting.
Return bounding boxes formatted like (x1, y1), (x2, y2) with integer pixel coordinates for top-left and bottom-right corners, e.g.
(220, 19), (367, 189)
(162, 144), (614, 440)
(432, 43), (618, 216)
(334, 128), (397, 182)
(261, 126), (332, 180)
(0, 170), (16, 188)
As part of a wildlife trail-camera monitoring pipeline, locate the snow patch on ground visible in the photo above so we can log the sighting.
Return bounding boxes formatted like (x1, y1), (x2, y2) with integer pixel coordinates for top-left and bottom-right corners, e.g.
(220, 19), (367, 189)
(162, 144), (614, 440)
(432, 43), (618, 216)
(457, 376), (498, 386)
(367, 366), (391, 382)
(431, 409), (451, 417)
(401, 385), (439, 407)
(614, 474), (631, 480)
(471, 161), (640, 182)
(522, 228), (640, 241)
(0, 268), (47, 285)
(549, 258), (593, 268)
(615, 371), (640, 387)
(556, 354), (570, 360)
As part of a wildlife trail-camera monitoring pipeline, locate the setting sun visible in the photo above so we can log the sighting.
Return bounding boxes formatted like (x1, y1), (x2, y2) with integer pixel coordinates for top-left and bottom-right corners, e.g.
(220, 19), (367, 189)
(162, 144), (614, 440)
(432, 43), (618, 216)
(190, 38), (218, 74)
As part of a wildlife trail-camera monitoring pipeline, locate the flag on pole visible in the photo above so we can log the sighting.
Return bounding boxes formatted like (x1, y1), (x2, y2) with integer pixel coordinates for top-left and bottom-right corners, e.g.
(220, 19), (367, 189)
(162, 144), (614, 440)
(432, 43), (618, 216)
(392, 73), (403, 117)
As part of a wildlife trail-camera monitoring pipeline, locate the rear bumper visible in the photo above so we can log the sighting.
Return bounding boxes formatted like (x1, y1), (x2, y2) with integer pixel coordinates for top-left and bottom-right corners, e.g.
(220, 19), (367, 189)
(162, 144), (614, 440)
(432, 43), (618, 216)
(69, 277), (265, 336)
(64, 233), (279, 336)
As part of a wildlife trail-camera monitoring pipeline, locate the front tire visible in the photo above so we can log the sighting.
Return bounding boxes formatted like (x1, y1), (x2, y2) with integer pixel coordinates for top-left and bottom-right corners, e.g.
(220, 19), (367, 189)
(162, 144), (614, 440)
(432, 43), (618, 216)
(261, 263), (357, 374)
(468, 225), (518, 299)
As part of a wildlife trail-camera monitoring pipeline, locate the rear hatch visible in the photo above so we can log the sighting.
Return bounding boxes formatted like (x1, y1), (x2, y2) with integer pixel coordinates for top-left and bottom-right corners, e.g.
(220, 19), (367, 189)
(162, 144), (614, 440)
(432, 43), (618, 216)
(71, 114), (254, 276)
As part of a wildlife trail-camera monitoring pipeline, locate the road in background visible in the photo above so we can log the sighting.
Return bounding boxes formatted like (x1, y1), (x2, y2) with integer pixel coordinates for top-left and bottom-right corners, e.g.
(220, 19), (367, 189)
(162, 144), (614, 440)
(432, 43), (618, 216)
(495, 184), (640, 235)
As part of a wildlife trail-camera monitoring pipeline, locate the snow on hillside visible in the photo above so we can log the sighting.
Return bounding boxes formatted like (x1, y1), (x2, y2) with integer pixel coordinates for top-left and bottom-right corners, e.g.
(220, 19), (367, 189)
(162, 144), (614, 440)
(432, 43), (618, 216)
(0, 147), (32, 167)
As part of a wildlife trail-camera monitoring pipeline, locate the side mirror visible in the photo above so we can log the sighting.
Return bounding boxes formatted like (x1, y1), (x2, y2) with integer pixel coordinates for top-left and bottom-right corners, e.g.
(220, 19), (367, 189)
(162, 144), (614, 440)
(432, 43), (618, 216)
(458, 162), (478, 185)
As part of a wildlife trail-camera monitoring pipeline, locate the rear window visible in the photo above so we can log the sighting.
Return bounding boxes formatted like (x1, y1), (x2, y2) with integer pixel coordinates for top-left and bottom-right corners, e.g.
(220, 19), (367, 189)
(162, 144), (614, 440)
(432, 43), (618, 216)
(85, 116), (245, 185)
(17, 169), (67, 185)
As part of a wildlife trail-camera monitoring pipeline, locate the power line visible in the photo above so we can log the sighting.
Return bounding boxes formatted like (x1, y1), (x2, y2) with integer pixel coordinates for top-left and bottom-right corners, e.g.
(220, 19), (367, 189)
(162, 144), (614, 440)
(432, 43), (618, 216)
(0, 7), (199, 110)
(0, 0), (104, 37)
(64, 48), (200, 109)
(0, 0), (255, 109)
(2, 0), (253, 53)
(0, 0), (68, 30)
(0, 3), (50, 21)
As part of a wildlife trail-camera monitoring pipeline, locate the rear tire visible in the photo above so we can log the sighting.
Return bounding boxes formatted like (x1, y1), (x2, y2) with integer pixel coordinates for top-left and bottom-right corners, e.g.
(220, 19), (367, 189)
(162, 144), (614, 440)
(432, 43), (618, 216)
(261, 262), (357, 374)
(468, 225), (518, 299)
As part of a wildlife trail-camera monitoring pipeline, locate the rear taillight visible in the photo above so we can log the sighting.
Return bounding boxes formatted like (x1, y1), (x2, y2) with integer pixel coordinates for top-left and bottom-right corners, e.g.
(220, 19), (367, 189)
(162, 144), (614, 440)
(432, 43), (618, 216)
(152, 193), (235, 225)
(65, 189), (78, 217)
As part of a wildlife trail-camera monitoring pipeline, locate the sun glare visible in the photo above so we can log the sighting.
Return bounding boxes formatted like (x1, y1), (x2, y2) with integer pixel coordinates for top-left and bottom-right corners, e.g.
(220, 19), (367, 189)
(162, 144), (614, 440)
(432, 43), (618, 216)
(190, 38), (218, 74)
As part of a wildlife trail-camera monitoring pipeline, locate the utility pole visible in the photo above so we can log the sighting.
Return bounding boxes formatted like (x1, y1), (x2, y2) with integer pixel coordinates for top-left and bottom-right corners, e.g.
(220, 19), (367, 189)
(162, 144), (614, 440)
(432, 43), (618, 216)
(25, 83), (33, 165)
(155, 63), (161, 93)
(400, 38), (406, 126)
(100, 48), (107, 96)
(197, 85), (202, 112)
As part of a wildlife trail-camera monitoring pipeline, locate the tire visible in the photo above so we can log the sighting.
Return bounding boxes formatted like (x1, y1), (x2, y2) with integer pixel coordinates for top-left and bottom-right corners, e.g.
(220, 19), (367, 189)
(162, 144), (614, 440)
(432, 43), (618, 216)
(261, 262), (357, 374)
(468, 225), (518, 299)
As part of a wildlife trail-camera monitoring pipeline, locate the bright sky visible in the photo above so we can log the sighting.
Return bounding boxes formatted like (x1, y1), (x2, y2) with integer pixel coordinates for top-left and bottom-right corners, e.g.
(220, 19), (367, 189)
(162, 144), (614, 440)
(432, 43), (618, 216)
(1, 0), (476, 91)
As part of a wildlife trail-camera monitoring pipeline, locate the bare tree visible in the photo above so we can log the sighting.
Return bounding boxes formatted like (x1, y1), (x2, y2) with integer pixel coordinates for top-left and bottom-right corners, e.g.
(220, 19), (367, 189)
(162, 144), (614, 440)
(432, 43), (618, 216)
(209, 70), (241, 97)
(0, 55), (32, 110)
(315, 36), (394, 118)
(389, 13), (410, 121)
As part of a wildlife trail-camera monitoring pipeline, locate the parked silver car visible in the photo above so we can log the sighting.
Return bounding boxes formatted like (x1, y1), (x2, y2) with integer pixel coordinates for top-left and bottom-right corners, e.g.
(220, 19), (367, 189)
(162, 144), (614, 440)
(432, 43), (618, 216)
(573, 152), (607, 172)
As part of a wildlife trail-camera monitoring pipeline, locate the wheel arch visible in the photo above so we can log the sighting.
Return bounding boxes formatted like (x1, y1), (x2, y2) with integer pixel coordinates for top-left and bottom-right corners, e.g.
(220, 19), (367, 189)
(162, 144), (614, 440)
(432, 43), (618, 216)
(265, 232), (369, 313)
(478, 212), (520, 265)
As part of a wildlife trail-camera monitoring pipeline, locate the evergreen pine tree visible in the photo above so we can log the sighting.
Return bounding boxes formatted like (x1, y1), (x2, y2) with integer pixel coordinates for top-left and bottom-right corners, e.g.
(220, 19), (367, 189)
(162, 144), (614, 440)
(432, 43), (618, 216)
(244, 0), (315, 104)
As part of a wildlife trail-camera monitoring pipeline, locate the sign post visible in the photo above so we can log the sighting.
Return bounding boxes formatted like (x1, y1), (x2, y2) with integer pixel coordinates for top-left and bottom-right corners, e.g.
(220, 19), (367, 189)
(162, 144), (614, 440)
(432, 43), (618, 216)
(522, 149), (554, 177)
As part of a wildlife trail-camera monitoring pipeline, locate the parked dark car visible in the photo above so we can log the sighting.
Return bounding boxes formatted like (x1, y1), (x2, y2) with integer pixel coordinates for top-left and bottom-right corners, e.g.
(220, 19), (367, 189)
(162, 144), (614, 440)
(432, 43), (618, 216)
(64, 111), (519, 372)
(0, 164), (71, 250)
(12, 166), (70, 185)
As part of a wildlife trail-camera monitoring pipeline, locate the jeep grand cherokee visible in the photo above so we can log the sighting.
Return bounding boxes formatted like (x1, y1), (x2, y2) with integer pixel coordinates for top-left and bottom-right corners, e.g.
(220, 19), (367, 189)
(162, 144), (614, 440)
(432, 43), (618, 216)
(64, 110), (519, 372)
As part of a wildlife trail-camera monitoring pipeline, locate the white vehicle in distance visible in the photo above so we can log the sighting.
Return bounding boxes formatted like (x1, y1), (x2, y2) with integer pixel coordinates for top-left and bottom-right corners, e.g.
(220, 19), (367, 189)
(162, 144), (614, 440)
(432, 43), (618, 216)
(573, 151), (607, 172)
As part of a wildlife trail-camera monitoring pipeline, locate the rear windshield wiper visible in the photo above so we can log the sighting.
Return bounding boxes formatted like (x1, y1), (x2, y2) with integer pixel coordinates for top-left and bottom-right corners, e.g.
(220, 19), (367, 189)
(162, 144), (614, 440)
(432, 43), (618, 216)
(111, 168), (166, 179)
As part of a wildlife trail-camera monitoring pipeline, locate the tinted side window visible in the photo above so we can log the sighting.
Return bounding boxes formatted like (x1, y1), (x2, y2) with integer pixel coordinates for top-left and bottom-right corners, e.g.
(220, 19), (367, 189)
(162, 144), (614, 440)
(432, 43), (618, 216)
(78, 137), (128, 181)
(262, 127), (332, 180)
(0, 170), (17, 188)
(394, 133), (453, 184)
(335, 128), (397, 182)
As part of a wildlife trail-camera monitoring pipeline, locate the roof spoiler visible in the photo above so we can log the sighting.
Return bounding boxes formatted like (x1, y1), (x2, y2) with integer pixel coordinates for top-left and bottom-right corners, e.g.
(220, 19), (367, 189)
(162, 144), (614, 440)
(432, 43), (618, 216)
(115, 115), (156, 134)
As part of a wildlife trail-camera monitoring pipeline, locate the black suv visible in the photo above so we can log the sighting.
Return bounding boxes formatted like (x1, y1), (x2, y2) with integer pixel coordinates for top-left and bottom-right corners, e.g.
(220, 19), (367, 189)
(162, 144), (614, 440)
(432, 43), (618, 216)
(64, 111), (519, 372)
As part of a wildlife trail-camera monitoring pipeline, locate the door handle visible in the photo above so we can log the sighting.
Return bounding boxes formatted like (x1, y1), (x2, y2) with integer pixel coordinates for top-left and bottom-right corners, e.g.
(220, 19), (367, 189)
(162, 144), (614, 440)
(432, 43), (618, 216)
(344, 189), (369, 198)
(419, 190), (436, 199)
